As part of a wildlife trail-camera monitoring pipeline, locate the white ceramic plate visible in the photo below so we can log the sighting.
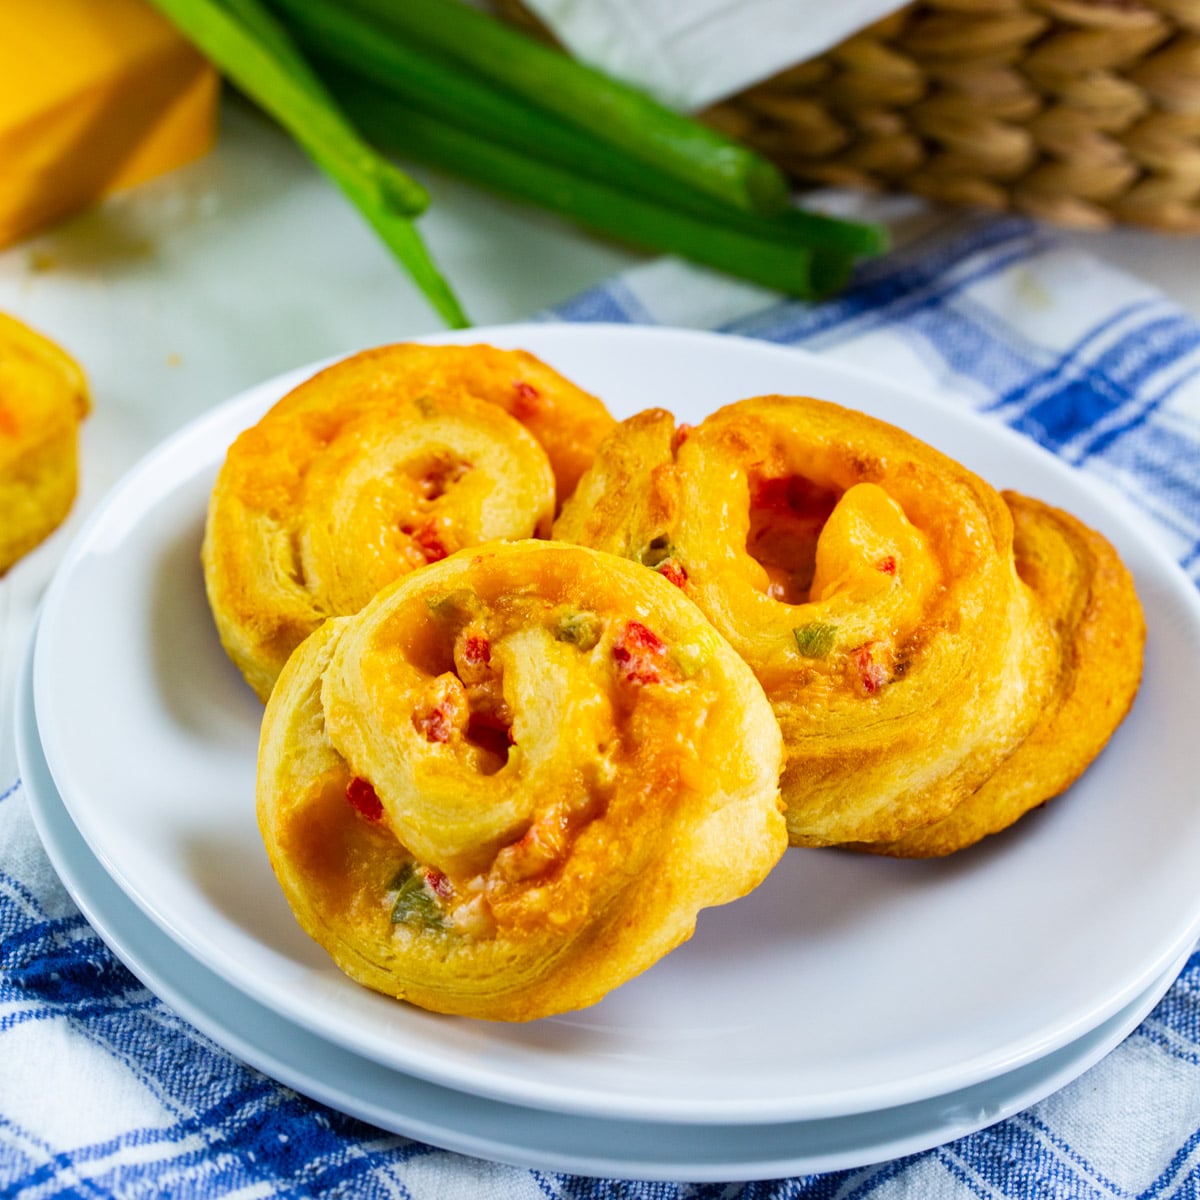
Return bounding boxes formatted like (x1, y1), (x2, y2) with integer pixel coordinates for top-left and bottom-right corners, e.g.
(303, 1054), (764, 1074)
(17, 636), (1191, 1180)
(31, 324), (1200, 1125)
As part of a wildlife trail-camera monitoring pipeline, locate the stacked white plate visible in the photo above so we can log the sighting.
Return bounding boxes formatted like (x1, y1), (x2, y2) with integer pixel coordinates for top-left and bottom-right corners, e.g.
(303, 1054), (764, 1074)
(19, 326), (1200, 1182)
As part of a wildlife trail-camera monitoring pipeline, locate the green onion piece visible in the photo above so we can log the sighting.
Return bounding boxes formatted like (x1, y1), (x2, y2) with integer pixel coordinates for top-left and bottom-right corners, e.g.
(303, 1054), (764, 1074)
(388, 863), (444, 928)
(554, 611), (602, 651)
(147, 0), (470, 328)
(330, 83), (837, 299)
(773, 207), (888, 261)
(220, 0), (420, 214)
(671, 642), (710, 678)
(639, 536), (674, 568)
(425, 588), (480, 621)
(271, 0), (885, 272)
(154, 0), (426, 214)
(285, 0), (790, 216)
(274, 0), (668, 206)
(794, 622), (838, 658)
(328, 172), (470, 330)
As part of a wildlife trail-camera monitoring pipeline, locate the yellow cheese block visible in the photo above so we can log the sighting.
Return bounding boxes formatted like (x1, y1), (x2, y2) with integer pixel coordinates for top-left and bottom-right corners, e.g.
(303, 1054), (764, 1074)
(0, 0), (219, 249)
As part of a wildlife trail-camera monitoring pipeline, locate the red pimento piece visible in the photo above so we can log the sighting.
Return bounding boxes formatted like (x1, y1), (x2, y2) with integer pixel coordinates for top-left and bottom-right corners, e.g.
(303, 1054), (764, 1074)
(419, 455), (469, 501)
(613, 620), (670, 685)
(619, 620), (665, 655)
(511, 379), (542, 418)
(424, 867), (452, 901)
(414, 704), (454, 743)
(411, 523), (448, 563)
(877, 555), (897, 576)
(462, 633), (491, 666)
(657, 559), (688, 589)
(855, 646), (889, 696)
(346, 776), (383, 822)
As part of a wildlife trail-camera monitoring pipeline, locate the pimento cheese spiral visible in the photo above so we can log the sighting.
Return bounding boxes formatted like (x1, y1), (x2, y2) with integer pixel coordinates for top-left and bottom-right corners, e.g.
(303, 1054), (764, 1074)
(256, 540), (785, 1021)
(0, 312), (89, 575)
(554, 396), (1143, 855)
(204, 343), (612, 701)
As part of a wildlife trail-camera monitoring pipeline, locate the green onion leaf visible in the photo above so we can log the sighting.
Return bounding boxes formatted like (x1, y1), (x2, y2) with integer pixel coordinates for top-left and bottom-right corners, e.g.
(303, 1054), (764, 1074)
(671, 642), (710, 678)
(277, 0), (790, 216)
(794, 622), (838, 658)
(147, 0), (470, 328)
(639, 535), (674, 568)
(554, 611), (602, 650)
(388, 862), (444, 928)
(329, 82), (838, 299)
(276, 3), (885, 276)
(425, 588), (480, 620)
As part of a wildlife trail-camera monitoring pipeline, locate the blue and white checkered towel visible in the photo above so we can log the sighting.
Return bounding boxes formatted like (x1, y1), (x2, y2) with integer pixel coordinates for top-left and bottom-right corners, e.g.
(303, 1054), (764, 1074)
(3, 212), (1200, 1197)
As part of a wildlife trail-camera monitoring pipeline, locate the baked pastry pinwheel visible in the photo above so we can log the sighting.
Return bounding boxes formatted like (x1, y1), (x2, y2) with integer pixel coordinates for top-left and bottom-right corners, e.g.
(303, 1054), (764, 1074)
(204, 343), (614, 700)
(256, 540), (785, 1021)
(873, 491), (1144, 857)
(554, 396), (1144, 856)
(0, 312), (89, 574)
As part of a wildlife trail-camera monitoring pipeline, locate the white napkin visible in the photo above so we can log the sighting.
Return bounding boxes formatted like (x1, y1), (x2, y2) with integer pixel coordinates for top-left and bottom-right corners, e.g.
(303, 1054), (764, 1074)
(520, 0), (904, 109)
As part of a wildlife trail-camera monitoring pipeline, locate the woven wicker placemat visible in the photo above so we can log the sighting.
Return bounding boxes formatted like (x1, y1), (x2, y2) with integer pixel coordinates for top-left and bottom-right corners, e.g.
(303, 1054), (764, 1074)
(498, 0), (1200, 233)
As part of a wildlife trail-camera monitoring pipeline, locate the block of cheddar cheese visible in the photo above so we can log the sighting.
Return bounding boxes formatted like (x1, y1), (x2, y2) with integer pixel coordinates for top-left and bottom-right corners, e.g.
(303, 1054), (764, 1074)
(0, 0), (219, 249)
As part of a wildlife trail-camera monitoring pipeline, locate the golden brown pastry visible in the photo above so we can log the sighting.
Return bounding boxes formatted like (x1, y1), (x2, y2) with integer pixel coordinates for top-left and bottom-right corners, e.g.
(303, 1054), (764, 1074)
(204, 343), (613, 701)
(554, 395), (1144, 856)
(256, 540), (786, 1021)
(0, 312), (89, 574)
(870, 492), (1144, 856)
(357, 342), (617, 502)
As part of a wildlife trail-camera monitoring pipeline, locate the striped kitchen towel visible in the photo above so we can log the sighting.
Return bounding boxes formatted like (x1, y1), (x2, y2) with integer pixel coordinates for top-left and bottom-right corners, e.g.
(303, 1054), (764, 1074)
(2, 211), (1199, 1198)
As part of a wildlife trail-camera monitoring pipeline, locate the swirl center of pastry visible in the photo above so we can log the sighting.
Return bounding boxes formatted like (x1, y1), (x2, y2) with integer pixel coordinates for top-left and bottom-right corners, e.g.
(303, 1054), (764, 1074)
(745, 471), (842, 604)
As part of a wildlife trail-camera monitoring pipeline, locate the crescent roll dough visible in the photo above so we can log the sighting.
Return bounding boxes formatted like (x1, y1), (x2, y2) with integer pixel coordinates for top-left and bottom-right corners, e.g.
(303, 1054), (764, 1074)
(204, 343), (613, 701)
(554, 396), (1144, 856)
(0, 312), (89, 574)
(257, 540), (786, 1021)
(870, 492), (1144, 856)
